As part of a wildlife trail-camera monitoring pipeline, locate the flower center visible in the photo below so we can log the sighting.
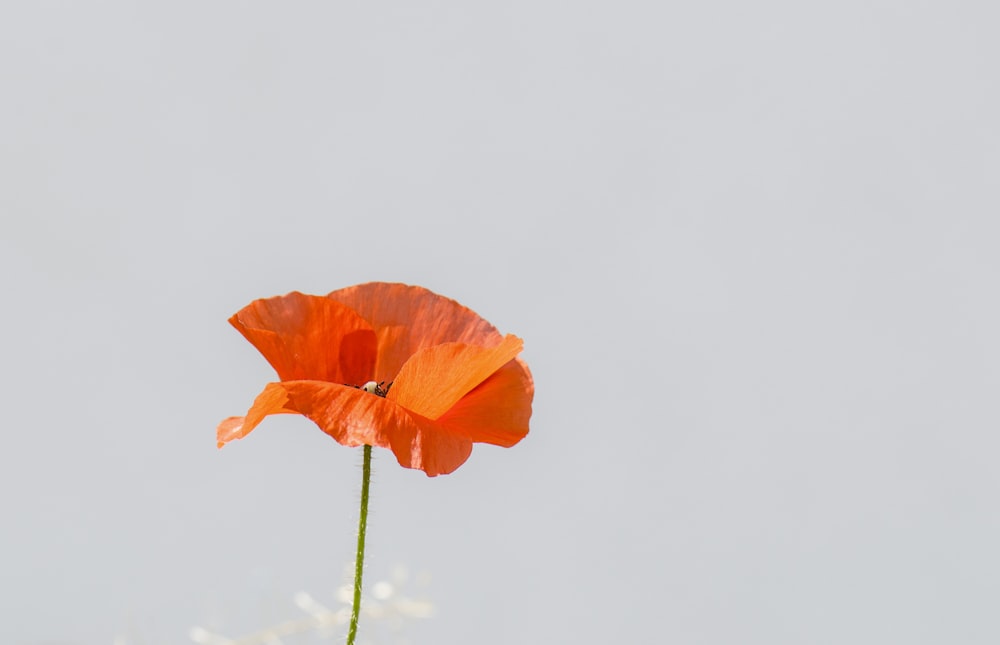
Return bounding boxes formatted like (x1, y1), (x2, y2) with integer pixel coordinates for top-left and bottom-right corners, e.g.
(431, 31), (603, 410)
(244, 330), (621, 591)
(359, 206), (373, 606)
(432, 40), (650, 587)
(359, 380), (392, 397)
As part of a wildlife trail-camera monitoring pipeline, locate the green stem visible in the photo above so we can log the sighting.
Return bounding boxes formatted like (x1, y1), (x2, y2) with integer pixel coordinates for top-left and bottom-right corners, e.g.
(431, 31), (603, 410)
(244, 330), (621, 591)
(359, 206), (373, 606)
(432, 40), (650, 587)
(346, 444), (372, 645)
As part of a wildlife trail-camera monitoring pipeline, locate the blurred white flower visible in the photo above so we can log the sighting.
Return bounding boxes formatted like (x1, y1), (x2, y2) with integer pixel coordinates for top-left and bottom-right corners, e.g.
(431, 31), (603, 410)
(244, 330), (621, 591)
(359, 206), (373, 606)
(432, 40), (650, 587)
(189, 565), (432, 645)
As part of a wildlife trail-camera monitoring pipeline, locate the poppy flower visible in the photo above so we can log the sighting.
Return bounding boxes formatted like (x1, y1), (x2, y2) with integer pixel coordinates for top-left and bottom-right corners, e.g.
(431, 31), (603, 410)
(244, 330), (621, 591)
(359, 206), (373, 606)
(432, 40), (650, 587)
(217, 282), (533, 476)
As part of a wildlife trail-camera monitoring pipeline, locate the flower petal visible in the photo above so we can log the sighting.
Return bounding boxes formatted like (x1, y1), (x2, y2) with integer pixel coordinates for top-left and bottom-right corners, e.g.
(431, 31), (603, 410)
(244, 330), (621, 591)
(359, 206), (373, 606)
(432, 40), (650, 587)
(387, 334), (524, 420)
(383, 416), (473, 477)
(219, 380), (476, 475)
(438, 358), (533, 447)
(280, 381), (473, 476)
(217, 382), (294, 447)
(279, 381), (396, 449)
(230, 292), (377, 385)
(327, 283), (504, 383)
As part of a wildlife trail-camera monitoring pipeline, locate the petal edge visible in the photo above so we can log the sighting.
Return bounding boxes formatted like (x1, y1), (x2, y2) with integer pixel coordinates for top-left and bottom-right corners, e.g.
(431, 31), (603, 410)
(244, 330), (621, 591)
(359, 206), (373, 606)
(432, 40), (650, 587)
(438, 357), (533, 447)
(388, 335), (524, 420)
(230, 292), (377, 385)
(328, 283), (504, 383)
(217, 382), (293, 447)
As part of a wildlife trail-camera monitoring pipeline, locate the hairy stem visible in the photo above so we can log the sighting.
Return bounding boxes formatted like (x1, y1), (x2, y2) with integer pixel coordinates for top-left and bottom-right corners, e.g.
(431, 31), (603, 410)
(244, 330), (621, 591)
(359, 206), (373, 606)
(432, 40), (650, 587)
(346, 444), (372, 645)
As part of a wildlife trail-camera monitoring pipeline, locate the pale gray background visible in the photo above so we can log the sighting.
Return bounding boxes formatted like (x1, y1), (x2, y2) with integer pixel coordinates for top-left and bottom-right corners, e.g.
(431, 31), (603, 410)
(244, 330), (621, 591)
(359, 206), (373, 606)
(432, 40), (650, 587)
(2, 2), (998, 644)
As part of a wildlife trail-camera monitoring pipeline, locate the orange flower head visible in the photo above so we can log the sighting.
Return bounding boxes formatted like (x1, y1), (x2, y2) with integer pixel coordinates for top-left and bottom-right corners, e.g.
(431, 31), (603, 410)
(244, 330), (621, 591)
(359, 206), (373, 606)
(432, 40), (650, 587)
(217, 282), (534, 476)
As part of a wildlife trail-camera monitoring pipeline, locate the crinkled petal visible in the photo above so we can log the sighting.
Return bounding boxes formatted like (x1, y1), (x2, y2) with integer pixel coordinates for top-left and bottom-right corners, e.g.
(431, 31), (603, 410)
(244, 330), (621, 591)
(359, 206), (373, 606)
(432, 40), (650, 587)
(218, 380), (475, 475)
(217, 382), (294, 447)
(387, 335), (524, 420)
(279, 381), (396, 449)
(438, 358), (534, 447)
(384, 416), (473, 477)
(230, 292), (377, 385)
(327, 283), (504, 383)
(280, 381), (473, 476)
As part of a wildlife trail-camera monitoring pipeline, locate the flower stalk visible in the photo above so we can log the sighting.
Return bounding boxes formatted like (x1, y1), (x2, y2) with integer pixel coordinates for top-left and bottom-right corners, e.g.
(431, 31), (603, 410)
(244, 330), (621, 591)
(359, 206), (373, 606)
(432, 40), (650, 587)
(346, 444), (372, 645)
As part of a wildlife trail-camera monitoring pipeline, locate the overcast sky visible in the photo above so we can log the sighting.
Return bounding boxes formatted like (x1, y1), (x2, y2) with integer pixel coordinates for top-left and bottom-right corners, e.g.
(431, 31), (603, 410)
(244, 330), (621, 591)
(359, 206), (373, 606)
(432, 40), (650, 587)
(2, 2), (999, 644)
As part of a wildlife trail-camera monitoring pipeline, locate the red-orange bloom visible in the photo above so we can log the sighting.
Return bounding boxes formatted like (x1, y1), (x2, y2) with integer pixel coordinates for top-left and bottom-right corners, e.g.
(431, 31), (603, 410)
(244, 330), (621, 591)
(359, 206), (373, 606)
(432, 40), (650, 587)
(217, 283), (534, 476)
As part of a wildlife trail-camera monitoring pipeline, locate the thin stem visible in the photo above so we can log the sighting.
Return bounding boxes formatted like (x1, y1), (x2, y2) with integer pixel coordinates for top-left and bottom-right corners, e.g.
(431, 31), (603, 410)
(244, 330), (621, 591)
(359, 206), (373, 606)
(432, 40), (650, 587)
(346, 444), (372, 645)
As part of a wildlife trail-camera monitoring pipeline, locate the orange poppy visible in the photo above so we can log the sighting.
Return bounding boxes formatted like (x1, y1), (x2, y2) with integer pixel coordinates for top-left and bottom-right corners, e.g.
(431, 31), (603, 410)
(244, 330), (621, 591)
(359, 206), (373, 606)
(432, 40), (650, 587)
(217, 282), (533, 476)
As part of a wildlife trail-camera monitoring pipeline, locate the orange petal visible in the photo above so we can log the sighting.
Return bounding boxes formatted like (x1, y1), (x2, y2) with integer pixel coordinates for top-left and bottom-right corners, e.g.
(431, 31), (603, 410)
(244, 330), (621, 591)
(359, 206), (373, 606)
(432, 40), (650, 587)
(383, 416), (473, 477)
(230, 292), (377, 385)
(327, 283), (505, 383)
(387, 334), (524, 420)
(280, 381), (396, 449)
(438, 358), (533, 447)
(217, 382), (294, 447)
(280, 381), (473, 476)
